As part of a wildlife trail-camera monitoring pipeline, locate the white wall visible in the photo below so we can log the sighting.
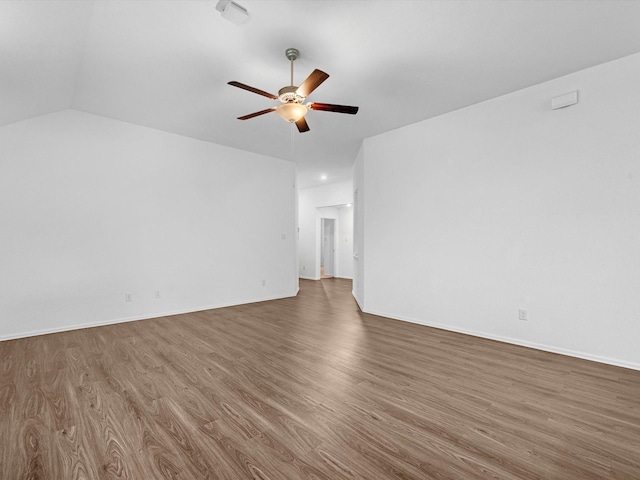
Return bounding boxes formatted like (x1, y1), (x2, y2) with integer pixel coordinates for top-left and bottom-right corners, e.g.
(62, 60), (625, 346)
(357, 53), (640, 370)
(337, 205), (353, 279)
(352, 144), (365, 308)
(0, 110), (298, 340)
(298, 181), (352, 280)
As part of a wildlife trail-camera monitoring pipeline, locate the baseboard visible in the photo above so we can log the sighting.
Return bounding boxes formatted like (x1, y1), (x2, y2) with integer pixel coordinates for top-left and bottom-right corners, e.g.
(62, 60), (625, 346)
(335, 276), (353, 280)
(0, 292), (298, 343)
(299, 276), (319, 280)
(364, 308), (640, 372)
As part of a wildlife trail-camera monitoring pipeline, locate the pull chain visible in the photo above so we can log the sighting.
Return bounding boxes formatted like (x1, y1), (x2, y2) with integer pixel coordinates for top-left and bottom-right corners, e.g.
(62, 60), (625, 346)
(290, 121), (295, 161)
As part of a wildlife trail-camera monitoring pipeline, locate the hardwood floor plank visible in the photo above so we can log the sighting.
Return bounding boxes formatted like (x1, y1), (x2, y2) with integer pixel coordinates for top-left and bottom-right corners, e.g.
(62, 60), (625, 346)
(1, 278), (639, 478)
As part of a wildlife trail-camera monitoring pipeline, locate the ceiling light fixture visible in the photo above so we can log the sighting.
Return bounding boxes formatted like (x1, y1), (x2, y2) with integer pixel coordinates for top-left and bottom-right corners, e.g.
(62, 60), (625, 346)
(275, 103), (308, 123)
(215, 0), (249, 24)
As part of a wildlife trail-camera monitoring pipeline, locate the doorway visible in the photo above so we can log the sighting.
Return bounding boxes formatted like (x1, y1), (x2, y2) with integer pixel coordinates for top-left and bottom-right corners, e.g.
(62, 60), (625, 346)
(320, 218), (335, 278)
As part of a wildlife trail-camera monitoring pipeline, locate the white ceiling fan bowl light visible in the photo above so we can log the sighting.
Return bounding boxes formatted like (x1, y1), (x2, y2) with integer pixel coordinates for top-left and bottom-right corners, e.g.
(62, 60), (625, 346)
(275, 102), (309, 123)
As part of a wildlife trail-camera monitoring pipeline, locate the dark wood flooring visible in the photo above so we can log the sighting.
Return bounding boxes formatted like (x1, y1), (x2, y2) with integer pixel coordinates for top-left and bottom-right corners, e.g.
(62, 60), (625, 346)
(1, 278), (639, 479)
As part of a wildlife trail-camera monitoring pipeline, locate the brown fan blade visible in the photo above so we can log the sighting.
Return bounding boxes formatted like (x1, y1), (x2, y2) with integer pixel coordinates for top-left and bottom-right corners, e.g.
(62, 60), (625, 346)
(295, 117), (310, 133)
(296, 69), (329, 97)
(228, 81), (278, 100)
(237, 107), (276, 120)
(310, 103), (359, 115)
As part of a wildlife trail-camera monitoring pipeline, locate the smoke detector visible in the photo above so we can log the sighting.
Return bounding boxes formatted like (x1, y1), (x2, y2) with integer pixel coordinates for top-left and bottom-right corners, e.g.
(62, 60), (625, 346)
(215, 0), (249, 24)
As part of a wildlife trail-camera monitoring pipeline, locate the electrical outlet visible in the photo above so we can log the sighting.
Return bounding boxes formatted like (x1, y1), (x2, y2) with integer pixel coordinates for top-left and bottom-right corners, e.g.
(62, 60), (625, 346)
(155, 290), (161, 299)
(125, 293), (132, 303)
(262, 280), (266, 286)
(518, 309), (527, 321)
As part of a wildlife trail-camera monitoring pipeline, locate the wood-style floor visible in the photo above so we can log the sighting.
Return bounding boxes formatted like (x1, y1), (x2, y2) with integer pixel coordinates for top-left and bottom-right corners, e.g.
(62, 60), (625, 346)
(1, 279), (639, 479)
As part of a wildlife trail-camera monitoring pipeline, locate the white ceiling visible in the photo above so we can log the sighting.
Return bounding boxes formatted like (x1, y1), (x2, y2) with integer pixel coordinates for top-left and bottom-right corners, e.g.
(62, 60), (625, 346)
(3, 1), (640, 188)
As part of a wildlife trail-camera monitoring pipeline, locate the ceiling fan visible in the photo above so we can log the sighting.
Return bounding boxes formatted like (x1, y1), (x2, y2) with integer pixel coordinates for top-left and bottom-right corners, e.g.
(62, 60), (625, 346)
(228, 48), (359, 133)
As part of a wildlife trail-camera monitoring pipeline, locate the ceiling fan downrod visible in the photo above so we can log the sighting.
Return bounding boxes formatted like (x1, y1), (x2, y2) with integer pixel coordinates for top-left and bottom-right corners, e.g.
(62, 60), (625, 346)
(285, 48), (299, 86)
(278, 48), (305, 106)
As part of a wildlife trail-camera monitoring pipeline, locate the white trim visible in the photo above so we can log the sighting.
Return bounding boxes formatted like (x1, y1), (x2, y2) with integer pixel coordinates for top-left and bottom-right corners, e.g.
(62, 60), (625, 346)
(0, 292), (297, 343)
(299, 275), (320, 280)
(352, 291), (364, 311)
(364, 308), (640, 372)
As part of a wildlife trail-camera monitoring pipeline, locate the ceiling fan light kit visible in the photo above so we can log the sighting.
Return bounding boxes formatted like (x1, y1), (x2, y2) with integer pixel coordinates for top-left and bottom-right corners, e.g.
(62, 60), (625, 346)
(276, 103), (308, 123)
(228, 48), (359, 133)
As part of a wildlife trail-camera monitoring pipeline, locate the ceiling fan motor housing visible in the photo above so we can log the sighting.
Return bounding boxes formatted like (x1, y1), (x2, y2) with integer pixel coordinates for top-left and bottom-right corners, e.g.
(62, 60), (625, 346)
(278, 85), (305, 104)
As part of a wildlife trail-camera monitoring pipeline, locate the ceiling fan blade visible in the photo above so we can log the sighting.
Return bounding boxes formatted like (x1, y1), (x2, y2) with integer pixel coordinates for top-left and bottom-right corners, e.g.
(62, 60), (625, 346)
(310, 103), (359, 115)
(228, 81), (278, 100)
(237, 107), (276, 120)
(295, 117), (310, 133)
(296, 69), (329, 97)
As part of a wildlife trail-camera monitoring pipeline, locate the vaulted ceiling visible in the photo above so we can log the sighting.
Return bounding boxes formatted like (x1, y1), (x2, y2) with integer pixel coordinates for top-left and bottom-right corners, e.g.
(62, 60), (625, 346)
(3, 1), (640, 188)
